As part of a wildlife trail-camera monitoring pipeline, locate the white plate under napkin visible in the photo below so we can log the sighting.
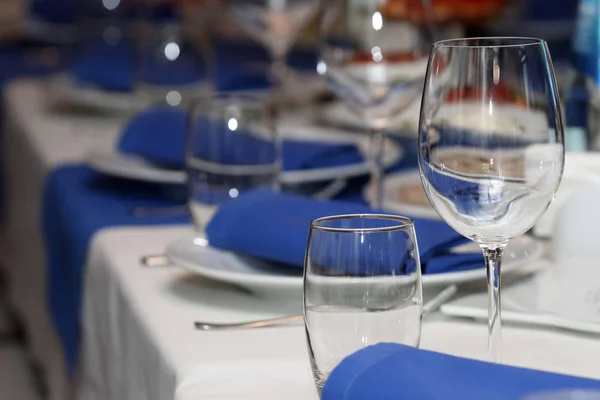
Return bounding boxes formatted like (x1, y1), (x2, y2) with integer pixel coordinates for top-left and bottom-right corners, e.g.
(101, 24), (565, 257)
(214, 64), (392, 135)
(166, 234), (545, 298)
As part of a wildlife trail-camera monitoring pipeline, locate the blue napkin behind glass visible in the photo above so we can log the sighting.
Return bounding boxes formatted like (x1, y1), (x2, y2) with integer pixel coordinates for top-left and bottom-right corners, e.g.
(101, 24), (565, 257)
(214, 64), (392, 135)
(322, 343), (600, 400)
(205, 189), (481, 274)
(72, 39), (207, 92)
(73, 42), (134, 92)
(117, 106), (365, 172)
(43, 165), (189, 373)
(213, 40), (317, 92)
(72, 39), (317, 92)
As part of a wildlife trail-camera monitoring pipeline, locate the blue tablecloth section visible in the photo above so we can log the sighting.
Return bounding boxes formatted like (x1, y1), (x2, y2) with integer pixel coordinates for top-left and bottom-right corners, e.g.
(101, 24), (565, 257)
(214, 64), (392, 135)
(323, 343), (600, 400)
(42, 165), (189, 372)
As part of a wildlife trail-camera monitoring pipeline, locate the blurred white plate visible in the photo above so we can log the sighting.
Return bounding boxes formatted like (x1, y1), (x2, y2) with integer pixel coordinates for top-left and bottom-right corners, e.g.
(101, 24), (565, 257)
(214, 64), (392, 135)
(47, 73), (210, 113)
(534, 152), (600, 238)
(166, 234), (545, 297)
(86, 126), (404, 185)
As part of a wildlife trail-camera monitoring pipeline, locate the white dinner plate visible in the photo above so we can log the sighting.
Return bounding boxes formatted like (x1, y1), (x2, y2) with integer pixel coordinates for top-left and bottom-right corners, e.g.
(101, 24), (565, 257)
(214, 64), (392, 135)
(47, 73), (211, 113)
(85, 148), (348, 198)
(166, 234), (545, 298)
(86, 126), (403, 185)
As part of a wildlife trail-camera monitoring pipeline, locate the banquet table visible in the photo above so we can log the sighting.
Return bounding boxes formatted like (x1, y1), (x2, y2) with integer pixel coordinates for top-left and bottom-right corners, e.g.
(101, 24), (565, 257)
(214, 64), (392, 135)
(1, 78), (600, 400)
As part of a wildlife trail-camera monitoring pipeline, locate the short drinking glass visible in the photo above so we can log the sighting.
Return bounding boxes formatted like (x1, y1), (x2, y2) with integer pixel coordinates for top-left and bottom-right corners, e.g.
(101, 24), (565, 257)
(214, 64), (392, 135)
(304, 214), (423, 393)
(186, 94), (279, 232)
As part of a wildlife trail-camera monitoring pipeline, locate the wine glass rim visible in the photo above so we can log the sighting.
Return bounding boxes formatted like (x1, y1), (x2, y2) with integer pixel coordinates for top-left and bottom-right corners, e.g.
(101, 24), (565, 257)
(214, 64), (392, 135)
(433, 37), (546, 49)
(310, 213), (414, 233)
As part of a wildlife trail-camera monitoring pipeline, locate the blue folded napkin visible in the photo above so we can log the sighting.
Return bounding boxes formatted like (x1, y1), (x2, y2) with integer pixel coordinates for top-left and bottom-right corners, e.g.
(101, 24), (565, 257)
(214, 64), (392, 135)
(206, 189), (481, 274)
(73, 40), (205, 91)
(323, 343), (600, 400)
(43, 165), (189, 373)
(73, 42), (134, 92)
(213, 40), (317, 92)
(73, 40), (317, 92)
(117, 107), (365, 172)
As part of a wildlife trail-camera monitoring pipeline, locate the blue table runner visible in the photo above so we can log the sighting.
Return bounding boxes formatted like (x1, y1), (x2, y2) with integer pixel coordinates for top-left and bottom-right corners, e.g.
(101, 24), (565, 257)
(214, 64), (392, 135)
(42, 165), (189, 371)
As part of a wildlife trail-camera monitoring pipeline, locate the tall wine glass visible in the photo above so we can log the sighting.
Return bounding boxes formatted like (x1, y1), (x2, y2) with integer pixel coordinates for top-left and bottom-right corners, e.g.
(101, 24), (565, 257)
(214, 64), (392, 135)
(417, 37), (564, 361)
(319, 0), (430, 208)
(227, 0), (319, 94)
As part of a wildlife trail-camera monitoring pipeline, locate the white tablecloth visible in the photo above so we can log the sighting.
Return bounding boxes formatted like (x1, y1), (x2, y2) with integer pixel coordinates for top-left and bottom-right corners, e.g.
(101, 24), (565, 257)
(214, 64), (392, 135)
(2, 79), (600, 400)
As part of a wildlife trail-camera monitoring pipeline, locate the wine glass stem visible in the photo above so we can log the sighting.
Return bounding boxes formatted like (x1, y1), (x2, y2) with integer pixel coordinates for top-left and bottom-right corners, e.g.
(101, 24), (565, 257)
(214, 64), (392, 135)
(481, 243), (506, 363)
(369, 128), (385, 209)
(270, 54), (287, 103)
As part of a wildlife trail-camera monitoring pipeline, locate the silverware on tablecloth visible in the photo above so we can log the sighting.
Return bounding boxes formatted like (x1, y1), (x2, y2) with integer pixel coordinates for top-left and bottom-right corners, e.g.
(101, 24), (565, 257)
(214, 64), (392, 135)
(195, 315), (304, 331)
(130, 205), (189, 218)
(193, 284), (459, 331)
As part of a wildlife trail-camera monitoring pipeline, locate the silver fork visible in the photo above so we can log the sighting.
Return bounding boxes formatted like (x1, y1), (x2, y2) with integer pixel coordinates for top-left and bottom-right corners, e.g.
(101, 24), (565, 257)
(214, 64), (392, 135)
(194, 285), (458, 331)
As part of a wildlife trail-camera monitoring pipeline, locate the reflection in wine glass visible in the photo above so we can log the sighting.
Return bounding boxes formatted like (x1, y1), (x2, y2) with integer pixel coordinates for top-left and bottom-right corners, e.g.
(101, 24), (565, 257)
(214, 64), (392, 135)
(319, 0), (430, 207)
(418, 37), (565, 361)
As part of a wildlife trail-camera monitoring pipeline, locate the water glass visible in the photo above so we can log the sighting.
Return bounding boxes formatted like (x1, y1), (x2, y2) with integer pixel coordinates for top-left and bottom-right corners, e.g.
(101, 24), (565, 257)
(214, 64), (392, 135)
(186, 94), (280, 232)
(304, 214), (423, 393)
(137, 4), (213, 107)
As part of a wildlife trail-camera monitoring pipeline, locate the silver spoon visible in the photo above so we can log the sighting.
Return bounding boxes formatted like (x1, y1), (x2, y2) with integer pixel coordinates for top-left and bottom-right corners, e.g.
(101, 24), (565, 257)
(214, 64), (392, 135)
(194, 284), (458, 331)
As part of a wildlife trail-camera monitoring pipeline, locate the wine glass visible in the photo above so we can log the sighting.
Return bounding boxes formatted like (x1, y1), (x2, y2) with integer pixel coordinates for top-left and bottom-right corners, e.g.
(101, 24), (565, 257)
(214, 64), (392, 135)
(227, 0), (319, 94)
(417, 37), (565, 361)
(319, 0), (430, 208)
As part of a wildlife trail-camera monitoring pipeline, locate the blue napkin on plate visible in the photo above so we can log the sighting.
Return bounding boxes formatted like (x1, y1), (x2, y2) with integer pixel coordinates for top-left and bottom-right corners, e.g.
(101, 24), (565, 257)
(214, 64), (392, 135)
(117, 107), (365, 172)
(73, 42), (134, 92)
(206, 189), (481, 274)
(73, 40), (207, 91)
(213, 40), (317, 92)
(43, 165), (189, 373)
(322, 343), (600, 400)
(72, 40), (317, 92)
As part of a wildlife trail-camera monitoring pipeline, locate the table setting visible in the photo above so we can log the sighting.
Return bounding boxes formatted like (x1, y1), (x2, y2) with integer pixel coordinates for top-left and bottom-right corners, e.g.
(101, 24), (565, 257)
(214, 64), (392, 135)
(2, 0), (600, 400)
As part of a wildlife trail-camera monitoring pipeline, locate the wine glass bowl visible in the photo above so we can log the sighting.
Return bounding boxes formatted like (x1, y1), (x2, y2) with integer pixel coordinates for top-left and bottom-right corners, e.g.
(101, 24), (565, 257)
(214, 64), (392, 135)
(229, 0), (319, 61)
(319, 0), (429, 127)
(417, 37), (565, 360)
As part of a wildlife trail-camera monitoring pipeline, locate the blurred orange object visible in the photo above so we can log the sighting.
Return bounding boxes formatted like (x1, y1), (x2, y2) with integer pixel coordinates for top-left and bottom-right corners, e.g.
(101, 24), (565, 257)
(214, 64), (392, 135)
(381, 0), (507, 24)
